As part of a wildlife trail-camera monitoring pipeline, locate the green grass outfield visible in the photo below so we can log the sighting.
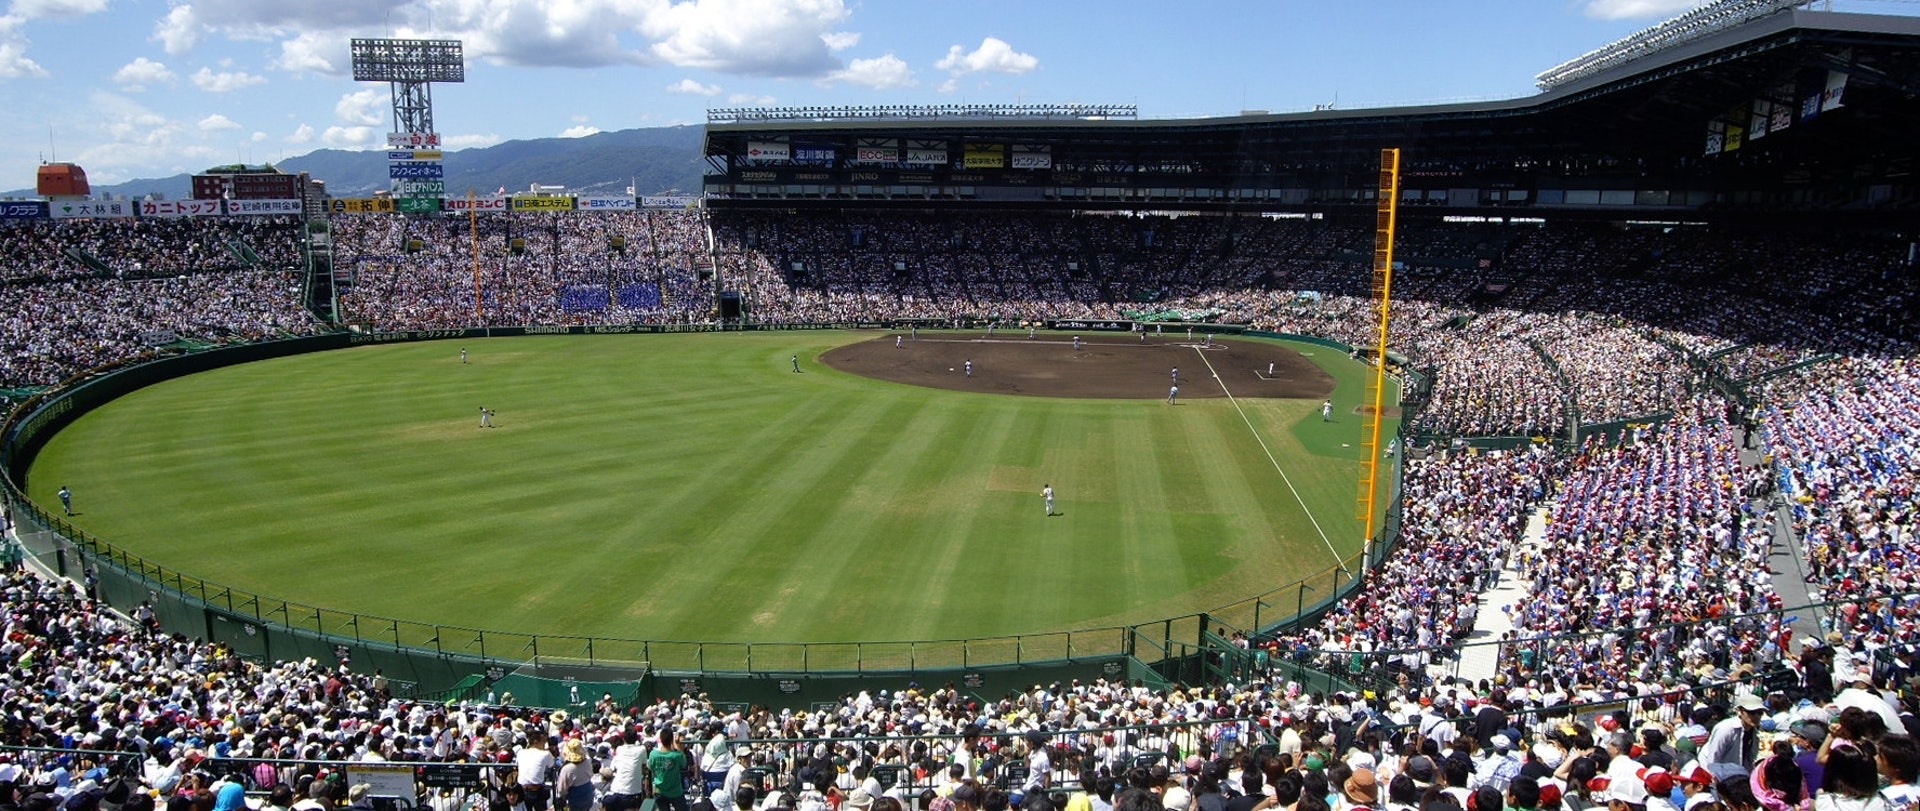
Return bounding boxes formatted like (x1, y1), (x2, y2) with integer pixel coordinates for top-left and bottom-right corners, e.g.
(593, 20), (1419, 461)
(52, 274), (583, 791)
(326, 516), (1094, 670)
(28, 331), (1393, 645)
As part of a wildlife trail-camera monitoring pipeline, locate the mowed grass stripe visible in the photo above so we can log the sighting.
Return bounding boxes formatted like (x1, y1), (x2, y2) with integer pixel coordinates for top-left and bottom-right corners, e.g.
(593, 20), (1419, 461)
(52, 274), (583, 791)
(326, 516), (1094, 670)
(30, 332), (1376, 644)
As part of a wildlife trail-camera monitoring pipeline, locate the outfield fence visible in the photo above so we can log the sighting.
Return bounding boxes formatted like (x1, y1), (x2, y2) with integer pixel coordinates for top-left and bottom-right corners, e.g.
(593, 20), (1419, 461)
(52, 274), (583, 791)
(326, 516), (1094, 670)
(0, 325), (1406, 706)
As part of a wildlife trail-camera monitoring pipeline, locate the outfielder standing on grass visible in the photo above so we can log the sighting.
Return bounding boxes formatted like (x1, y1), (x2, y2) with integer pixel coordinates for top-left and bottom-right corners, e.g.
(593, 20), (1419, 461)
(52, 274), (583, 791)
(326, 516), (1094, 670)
(1043, 484), (1055, 516)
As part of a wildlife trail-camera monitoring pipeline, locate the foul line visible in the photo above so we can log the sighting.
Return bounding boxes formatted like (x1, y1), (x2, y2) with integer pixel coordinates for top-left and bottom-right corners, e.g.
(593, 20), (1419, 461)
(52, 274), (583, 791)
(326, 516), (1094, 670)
(1188, 346), (1350, 572)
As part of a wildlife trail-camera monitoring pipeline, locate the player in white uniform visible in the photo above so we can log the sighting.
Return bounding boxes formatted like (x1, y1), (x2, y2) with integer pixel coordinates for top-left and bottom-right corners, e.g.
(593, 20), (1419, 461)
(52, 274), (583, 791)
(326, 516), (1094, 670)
(1168, 386), (1179, 404)
(1042, 485), (1055, 516)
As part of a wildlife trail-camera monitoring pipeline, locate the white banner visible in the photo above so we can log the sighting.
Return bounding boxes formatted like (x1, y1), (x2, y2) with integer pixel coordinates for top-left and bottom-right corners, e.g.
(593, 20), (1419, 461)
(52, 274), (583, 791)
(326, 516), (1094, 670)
(1011, 146), (1052, 169)
(1821, 70), (1848, 112)
(904, 148), (946, 165)
(139, 199), (223, 217)
(49, 200), (135, 219)
(226, 199), (304, 215)
(639, 195), (701, 209)
(443, 196), (508, 211)
(387, 150), (444, 161)
(745, 141), (790, 161)
(393, 179), (447, 195)
(577, 196), (637, 210)
(387, 132), (441, 148)
(855, 147), (898, 162)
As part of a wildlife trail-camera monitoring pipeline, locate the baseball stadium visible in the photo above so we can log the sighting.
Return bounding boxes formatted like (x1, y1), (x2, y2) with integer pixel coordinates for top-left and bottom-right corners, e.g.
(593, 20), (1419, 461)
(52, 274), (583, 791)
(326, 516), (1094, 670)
(0, 1), (1918, 808)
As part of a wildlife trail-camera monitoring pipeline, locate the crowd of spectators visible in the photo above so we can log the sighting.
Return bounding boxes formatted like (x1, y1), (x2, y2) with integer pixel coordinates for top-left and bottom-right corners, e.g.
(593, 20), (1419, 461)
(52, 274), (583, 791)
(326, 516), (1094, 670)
(1500, 404), (1782, 685)
(0, 215), (321, 390)
(331, 212), (714, 329)
(1274, 444), (1563, 678)
(3, 209), (1920, 811)
(0, 217), (302, 283)
(0, 551), (1911, 811)
(1760, 356), (1920, 653)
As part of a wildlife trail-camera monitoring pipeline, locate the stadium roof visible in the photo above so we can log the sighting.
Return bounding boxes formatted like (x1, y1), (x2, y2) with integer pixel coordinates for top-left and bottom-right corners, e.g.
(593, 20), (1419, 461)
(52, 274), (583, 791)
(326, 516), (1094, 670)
(704, 9), (1920, 213)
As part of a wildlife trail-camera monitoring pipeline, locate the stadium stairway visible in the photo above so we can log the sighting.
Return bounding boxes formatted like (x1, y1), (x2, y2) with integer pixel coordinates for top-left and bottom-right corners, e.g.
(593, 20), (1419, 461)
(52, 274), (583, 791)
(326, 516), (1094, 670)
(60, 247), (112, 276)
(1747, 430), (1824, 644)
(1453, 502), (1553, 684)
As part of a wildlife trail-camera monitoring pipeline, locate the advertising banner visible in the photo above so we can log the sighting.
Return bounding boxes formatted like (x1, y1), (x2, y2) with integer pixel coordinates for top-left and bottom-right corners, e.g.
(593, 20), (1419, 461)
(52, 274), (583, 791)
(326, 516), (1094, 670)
(389, 162), (444, 179)
(904, 148), (946, 165)
(50, 200), (135, 219)
(225, 199), (304, 215)
(387, 132), (441, 148)
(509, 196), (574, 211)
(444, 197), (508, 211)
(793, 146), (836, 164)
(396, 198), (440, 214)
(577, 196), (637, 210)
(746, 141), (790, 161)
(855, 146), (898, 162)
(138, 199), (223, 217)
(640, 195), (701, 209)
(329, 198), (395, 214)
(963, 145), (1004, 169)
(0, 201), (49, 220)
(393, 179), (447, 196)
(387, 150), (443, 161)
(1011, 146), (1052, 169)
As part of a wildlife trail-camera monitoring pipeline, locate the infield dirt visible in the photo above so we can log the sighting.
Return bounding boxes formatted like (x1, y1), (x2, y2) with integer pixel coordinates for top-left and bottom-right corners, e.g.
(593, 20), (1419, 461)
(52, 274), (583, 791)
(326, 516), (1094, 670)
(822, 333), (1334, 399)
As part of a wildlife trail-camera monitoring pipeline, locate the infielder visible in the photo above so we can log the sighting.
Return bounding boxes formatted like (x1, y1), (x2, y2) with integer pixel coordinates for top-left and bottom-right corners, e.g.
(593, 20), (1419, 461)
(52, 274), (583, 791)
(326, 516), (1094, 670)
(1168, 385), (1179, 404)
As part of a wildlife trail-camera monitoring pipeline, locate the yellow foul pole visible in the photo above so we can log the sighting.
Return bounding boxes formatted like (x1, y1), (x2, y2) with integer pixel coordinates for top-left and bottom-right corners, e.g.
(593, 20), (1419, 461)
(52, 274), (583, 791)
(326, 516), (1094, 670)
(1357, 148), (1401, 557)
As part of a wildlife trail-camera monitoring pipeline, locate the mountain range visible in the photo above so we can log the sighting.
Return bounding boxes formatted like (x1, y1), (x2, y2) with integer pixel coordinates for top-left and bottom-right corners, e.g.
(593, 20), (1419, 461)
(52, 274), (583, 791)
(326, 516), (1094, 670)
(6, 125), (708, 200)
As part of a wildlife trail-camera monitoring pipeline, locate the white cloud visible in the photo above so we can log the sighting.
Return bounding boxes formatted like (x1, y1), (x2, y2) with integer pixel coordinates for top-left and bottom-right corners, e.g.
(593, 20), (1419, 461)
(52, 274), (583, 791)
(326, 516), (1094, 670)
(644, 0), (849, 76)
(826, 53), (913, 89)
(250, 131), (268, 142)
(10, 0), (108, 19)
(153, 5), (198, 55)
(334, 89), (385, 126)
(275, 31), (343, 74)
(935, 37), (1037, 76)
(559, 125), (601, 138)
(667, 77), (721, 96)
(0, 15), (49, 78)
(139, 1), (863, 75)
(67, 91), (221, 184)
(191, 66), (266, 92)
(198, 113), (241, 131)
(321, 125), (376, 148)
(287, 123), (315, 144)
(112, 57), (177, 90)
(727, 92), (776, 105)
(1581, 0), (1711, 19)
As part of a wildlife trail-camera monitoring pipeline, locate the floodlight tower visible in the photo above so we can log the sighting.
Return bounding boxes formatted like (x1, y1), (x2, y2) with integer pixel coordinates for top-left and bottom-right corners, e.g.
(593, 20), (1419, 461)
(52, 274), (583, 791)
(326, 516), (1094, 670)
(350, 38), (465, 140)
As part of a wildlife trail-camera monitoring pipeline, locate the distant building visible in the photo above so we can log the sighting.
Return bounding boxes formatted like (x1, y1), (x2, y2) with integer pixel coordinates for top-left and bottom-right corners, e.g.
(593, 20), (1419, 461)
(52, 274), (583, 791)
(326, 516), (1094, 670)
(37, 163), (90, 197)
(192, 165), (309, 201)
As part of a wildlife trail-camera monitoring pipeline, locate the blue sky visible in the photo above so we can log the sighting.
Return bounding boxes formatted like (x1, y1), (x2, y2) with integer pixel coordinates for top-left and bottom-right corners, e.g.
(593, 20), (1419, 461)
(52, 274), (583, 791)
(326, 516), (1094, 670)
(0, 0), (1911, 191)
